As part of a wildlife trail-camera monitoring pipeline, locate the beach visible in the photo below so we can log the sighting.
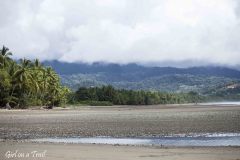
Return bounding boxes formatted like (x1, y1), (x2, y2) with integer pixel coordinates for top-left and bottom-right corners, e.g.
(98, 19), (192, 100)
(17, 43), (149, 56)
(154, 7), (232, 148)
(0, 104), (240, 159)
(1, 141), (240, 160)
(0, 105), (240, 139)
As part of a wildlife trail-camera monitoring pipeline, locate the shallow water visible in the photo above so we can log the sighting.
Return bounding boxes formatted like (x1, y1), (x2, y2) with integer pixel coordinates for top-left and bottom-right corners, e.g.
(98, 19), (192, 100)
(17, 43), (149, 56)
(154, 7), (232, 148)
(31, 133), (240, 147)
(200, 101), (240, 106)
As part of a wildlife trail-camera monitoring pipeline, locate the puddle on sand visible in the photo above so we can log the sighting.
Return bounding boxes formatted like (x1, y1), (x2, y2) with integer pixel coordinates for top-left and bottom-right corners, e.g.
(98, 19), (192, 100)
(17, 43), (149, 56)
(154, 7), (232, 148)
(31, 133), (240, 147)
(199, 101), (240, 106)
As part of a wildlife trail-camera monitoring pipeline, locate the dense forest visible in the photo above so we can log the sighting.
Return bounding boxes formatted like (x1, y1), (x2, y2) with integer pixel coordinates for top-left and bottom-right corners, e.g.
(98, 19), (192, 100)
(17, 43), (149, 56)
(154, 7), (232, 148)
(69, 85), (204, 106)
(0, 46), (70, 108)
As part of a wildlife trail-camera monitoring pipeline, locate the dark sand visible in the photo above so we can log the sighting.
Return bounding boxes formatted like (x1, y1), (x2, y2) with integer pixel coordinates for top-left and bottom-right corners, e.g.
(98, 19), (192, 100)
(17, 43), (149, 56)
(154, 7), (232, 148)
(0, 104), (240, 139)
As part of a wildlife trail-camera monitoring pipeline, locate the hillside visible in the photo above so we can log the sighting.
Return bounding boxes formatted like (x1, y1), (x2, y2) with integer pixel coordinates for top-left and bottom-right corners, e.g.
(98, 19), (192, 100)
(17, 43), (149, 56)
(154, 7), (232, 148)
(44, 61), (240, 94)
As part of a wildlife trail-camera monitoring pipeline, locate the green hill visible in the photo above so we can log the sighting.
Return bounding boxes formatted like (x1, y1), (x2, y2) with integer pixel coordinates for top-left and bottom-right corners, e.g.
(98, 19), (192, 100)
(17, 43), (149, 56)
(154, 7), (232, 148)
(44, 61), (240, 100)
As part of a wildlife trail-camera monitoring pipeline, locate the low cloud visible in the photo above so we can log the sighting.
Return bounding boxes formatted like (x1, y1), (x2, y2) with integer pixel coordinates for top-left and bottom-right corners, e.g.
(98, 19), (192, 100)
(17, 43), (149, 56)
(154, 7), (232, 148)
(1, 0), (240, 66)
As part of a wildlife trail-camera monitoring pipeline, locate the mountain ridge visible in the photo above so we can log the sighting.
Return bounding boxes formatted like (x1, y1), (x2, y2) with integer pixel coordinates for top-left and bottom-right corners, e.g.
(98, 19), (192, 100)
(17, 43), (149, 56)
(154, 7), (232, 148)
(43, 60), (240, 79)
(43, 61), (240, 94)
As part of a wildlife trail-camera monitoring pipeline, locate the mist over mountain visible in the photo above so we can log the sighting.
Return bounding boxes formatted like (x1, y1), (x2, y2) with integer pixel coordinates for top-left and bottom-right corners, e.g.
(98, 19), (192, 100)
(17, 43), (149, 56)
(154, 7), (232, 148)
(43, 60), (240, 94)
(44, 60), (240, 78)
(3, 1), (240, 67)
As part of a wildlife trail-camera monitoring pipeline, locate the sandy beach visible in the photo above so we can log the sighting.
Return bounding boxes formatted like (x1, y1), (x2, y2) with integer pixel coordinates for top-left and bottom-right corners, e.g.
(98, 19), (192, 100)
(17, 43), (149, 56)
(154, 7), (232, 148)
(0, 141), (240, 160)
(0, 105), (240, 160)
(0, 105), (240, 139)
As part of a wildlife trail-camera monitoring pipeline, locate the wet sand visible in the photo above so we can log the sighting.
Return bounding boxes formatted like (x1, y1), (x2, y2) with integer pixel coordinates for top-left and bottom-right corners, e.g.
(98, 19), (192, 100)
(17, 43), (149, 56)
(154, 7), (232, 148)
(0, 105), (240, 160)
(0, 141), (240, 160)
(0, 105), (240, 139)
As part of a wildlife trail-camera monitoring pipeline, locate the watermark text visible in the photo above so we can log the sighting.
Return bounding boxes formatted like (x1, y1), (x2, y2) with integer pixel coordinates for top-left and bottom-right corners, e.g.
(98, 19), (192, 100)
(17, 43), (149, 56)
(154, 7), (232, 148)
(5, 150), (47, 159)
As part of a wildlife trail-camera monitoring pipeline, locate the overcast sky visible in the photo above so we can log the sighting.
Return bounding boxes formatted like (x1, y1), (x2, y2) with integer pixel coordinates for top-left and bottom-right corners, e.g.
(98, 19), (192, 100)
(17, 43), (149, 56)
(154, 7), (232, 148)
(1, 0), (240, 66)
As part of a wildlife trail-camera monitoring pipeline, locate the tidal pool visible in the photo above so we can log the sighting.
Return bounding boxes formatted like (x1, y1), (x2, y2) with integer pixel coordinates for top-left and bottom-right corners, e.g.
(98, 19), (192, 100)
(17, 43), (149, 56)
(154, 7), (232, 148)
(31, 133), (240, 147)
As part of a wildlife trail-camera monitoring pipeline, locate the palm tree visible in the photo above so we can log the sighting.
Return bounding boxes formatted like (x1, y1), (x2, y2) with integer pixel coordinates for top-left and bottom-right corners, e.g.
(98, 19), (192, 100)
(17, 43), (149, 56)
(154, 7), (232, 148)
(11, 59), (35, 99)
(30, 59), (44, 93)
(0, 46), (69, 108)
(13, 59), (31, 87)
(42, 67), (59, 106)
(0, 46), (12, 68)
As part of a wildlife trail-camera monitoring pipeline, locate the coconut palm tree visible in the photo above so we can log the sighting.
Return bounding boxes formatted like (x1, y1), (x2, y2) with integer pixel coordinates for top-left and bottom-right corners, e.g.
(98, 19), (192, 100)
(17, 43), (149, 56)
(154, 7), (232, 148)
(0, 46), (70, 108)
(42, 67), (60, 106)
(0, 46), (12, 68)
(10, 58), (37, 106)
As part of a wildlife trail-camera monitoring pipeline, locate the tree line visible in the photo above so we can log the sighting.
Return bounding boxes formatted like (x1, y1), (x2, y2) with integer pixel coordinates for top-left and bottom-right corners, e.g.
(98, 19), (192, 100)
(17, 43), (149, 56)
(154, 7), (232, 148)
(0, 46), (204, 108)
(0, 46), (70, 108)
(69, 85), (204, 105)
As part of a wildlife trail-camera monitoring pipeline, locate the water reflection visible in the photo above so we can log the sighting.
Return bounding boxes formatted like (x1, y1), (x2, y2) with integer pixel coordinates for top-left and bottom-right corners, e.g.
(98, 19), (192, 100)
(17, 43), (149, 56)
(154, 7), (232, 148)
(32, 134), (240, 147)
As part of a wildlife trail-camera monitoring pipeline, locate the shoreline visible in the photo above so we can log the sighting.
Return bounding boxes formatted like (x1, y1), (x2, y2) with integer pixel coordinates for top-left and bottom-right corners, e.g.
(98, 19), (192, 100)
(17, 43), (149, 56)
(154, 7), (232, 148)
(2, 131), (240, 146)
(0, 103), (240, 111)
(1, 105), (240, 159)
(2, 139), (240, 149)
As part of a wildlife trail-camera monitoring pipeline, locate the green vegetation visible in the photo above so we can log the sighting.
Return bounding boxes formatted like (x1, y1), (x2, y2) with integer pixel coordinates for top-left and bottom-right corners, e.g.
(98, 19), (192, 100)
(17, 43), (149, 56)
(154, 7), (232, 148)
(0, 46), (70, 109)
(69, 85), (204, 105)
(61, 73), (240, 103)
(60, 73), (240, 93)
(204, 83), (240, 101)
(1, 46), (239, 109)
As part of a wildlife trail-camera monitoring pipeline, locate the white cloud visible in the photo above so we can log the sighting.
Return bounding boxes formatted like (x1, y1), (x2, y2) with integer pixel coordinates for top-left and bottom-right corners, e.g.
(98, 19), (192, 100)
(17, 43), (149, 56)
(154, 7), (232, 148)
(0, 0), (240, 66)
